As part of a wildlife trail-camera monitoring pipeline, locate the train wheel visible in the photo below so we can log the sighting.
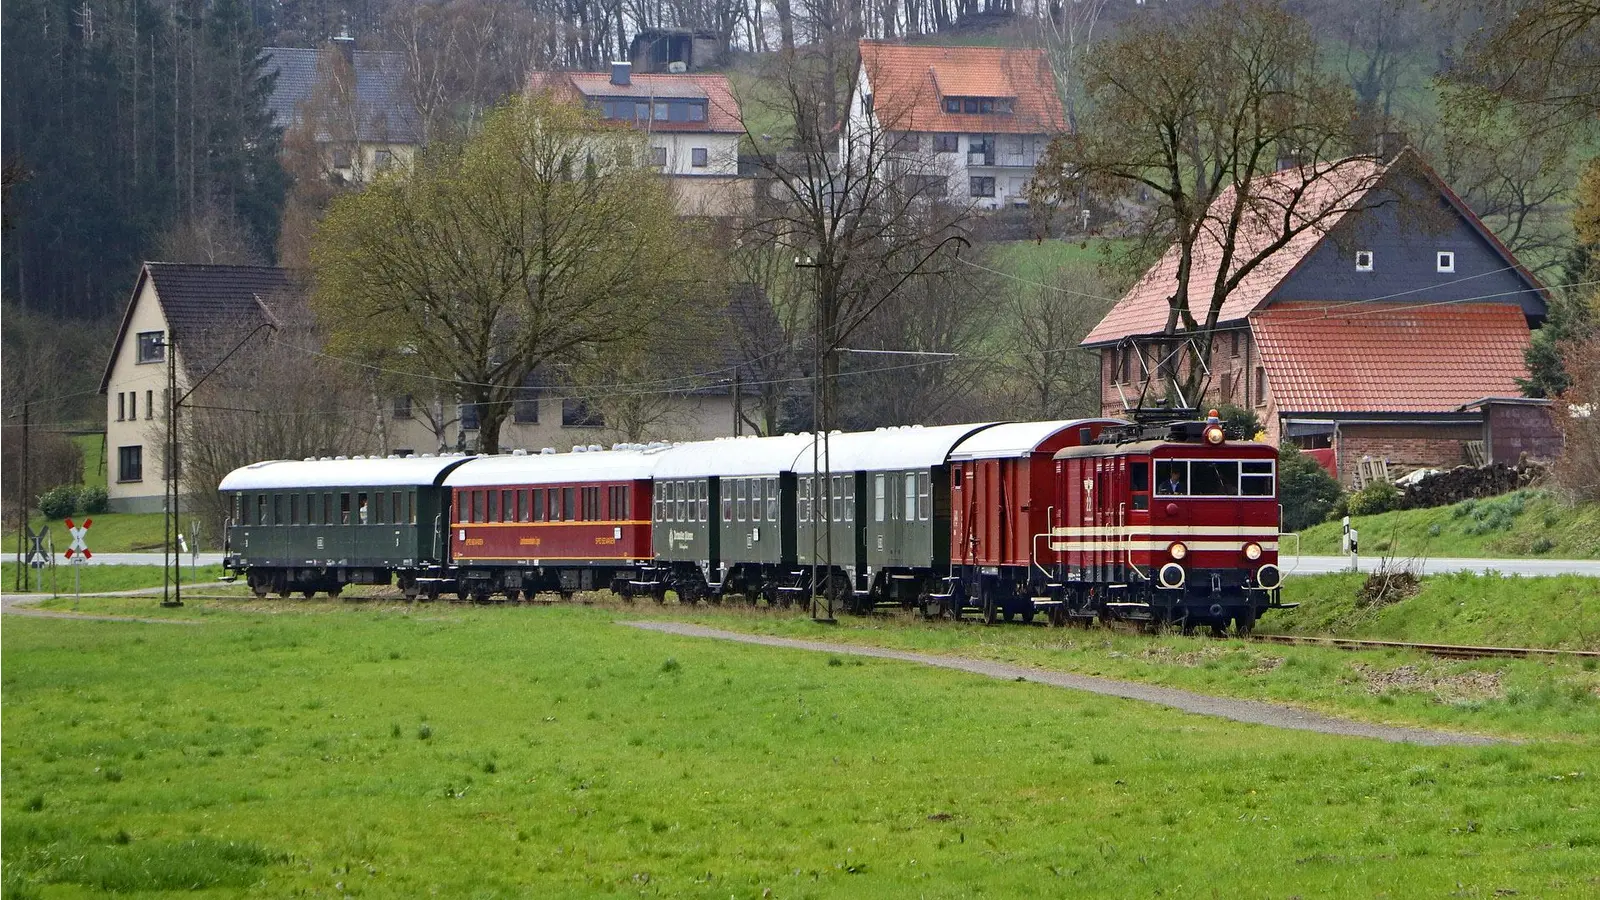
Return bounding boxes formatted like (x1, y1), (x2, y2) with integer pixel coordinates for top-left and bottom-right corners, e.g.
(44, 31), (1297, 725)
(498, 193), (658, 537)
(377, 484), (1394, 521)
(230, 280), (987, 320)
(1047, 605), (1065, 628)
(300, 589), (315, 599)
(1209, 624), (1228, 638)
(981, 591), (998, 625)
(1021, 605), (1036, 625)
(250, 578), (269, 599)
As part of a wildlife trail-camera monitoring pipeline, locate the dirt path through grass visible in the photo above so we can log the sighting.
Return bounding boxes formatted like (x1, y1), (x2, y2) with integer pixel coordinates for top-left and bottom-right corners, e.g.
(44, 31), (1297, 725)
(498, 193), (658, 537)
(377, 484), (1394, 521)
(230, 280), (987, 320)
(624, 620), (1510, 746)
(0, 583), (223, 625)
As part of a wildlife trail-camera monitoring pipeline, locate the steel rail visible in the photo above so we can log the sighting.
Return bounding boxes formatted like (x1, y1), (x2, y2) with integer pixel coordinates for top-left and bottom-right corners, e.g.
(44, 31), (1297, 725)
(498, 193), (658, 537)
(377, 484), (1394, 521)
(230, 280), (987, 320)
(1250, 633), (1600, 660)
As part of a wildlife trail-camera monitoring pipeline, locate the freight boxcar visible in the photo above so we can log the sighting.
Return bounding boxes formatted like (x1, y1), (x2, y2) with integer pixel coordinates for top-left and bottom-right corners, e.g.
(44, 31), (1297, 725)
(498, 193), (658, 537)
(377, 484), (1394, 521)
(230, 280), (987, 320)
(645, 433), (814, 602)
(443, 447), (662, 600)
(221, 455), (472, 598)
(794, 423), (998, 613)
(945, 418), (1126, 623)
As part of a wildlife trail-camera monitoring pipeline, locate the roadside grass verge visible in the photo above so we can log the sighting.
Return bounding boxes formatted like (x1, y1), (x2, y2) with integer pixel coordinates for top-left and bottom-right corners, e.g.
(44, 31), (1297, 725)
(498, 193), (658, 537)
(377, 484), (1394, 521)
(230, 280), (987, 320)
(3, 511), (176, 554)
(3, 563), (226, 595)
(5, 604), (1598, 897)
(1295, 490), (1600, 559)
(1273, 572), (1600, 649)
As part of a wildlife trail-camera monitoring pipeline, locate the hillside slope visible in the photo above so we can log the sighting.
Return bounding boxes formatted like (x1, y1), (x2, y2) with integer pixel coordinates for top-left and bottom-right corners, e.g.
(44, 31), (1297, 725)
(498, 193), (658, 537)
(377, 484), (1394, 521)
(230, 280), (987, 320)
(1292, 490), (1600, 560)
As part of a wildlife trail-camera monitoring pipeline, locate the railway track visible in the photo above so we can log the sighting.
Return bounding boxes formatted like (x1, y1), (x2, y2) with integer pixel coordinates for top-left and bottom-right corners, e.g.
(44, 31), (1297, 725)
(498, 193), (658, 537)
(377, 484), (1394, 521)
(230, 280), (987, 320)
(152, 595), (1600, 661)
(1250, 633), (1600, 660)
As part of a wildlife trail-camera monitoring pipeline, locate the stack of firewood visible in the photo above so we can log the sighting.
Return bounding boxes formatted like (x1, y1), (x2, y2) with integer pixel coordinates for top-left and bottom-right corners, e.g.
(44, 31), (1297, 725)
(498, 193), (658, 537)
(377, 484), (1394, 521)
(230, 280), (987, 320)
(1397, 462), (1544, 510)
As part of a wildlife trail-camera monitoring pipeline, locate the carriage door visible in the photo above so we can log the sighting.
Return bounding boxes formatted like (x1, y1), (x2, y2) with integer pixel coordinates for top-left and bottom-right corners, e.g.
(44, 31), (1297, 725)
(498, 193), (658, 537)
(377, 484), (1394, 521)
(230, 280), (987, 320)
(1087, 460), (1102, 583)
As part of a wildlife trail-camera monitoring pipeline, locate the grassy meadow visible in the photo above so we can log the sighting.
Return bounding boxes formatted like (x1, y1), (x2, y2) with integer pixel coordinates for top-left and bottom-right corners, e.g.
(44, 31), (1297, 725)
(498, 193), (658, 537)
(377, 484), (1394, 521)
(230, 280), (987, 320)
(2, 563), (227, 595)
(3, 511), (176, 555)
(1295, 490), (1600, 560)
(5, 599), (1600, 897)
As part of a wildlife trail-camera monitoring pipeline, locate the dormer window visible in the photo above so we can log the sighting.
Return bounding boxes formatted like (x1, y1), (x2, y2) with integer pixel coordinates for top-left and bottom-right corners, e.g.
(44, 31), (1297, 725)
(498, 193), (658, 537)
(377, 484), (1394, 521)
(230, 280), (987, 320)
(941, 96), (1014, 115)
(1436, 251), (1455, 273)
(1355, 250), (1374, 272)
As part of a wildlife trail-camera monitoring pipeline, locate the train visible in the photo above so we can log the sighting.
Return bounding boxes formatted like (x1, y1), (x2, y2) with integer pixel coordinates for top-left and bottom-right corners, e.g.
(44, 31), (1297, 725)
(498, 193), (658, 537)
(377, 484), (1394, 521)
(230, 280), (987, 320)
(220, 412), (1286, 632)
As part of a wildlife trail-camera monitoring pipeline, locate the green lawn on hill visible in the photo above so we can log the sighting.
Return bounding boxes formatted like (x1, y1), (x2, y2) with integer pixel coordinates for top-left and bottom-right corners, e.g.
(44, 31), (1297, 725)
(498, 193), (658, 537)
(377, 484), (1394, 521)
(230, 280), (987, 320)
(1293, 490), (1600, 560)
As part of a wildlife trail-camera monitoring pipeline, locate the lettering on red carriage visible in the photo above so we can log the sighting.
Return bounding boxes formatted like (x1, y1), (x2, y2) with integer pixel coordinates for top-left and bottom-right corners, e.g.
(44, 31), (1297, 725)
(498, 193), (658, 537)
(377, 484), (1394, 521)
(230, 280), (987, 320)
(519, 537), (542, 546)
(595, 536), (616, 545)
(464, 537), (485, 546)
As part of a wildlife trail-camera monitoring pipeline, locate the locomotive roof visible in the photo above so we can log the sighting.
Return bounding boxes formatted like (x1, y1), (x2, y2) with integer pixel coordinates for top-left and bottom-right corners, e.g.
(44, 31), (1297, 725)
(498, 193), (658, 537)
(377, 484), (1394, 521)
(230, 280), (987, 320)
(652, 433), (816, 478)
(1052, 439), (1278, 460)
(219, 455), (476, 490)
(794, 423), (999, 474)
(444, 449), (664, 487)
(947, 418), (1128, 460)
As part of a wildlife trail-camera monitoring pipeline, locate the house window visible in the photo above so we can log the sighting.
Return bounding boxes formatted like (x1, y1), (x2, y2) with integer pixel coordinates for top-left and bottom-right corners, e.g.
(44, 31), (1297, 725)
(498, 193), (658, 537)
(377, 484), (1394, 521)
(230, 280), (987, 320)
(117, 393), (125, 421)
(691, 147), (708, 168)
(129, 392), (137, 420)
(934, 134), (959, 153)
(146, 390), (154, 420)
(514, 388), (540, 424)
(891, 132), (920, 152)
(635, 102), (650, 121)
(964, 98), (980, 113)
(969, 176), (996, 198)
(332, 148), (352, 169)
(373, 149), (394, 170)
(1230, 331), (1241, 358)
(562, 398), (604, 427)
(1254, 366), (1267, 406)
(1220, 372), (1233, 403)
(1010, 136), (1026, 155)
(687, 102), (705, 122)
(1355, 250), (1374, 271)
(1437, 251), (1455, 273)
(862, 93), (873, 114)
(117, 445), (142, 482)
(651, 146), (667, 167)
(460, 402), (480, 430)
(393, 395), (412, 419)
(654, 101), (669, 120)
(944, 97), (961, 114)
(137, 331), (165, 364)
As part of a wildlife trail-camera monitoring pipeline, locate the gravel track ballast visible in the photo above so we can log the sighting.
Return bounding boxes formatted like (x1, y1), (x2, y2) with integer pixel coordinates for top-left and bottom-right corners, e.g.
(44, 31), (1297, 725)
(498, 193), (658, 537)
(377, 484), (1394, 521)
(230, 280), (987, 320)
(623, 620), (1506, 746)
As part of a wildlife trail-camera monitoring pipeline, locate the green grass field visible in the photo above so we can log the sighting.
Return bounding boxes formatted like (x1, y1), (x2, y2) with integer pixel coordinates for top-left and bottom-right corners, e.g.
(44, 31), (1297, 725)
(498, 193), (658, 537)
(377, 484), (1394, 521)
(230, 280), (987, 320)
(3, 563), (226, 594)
(1296, 491), (1600, 560)
(4, 511), (178, 555)
(6, 600), (1599, 897)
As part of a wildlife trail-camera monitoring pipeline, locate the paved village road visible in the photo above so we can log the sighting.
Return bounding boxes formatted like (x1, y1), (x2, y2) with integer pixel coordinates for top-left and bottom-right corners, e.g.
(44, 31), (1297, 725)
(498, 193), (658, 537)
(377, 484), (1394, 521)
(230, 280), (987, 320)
(622, 621), (1508, 746)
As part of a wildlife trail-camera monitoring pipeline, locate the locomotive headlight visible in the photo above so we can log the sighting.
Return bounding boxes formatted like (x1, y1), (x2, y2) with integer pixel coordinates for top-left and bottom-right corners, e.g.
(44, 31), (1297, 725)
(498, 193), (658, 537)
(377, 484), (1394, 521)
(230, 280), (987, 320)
(1168, 541), (1188, 560)
(1204, 425), (1226, 445)
(1244, 542), (1263, 561)
(1257, 563), (1282, 590)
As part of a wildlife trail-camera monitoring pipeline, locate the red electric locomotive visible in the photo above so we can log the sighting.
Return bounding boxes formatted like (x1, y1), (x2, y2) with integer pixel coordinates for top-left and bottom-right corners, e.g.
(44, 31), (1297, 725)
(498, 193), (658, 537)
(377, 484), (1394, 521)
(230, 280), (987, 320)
(1049, 412), (1285, 633)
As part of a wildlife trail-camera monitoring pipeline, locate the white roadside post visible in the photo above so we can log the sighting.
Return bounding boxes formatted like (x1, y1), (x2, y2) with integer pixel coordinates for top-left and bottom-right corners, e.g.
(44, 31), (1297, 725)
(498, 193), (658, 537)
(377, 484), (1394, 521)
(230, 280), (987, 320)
(1340, 515), (1359, 573)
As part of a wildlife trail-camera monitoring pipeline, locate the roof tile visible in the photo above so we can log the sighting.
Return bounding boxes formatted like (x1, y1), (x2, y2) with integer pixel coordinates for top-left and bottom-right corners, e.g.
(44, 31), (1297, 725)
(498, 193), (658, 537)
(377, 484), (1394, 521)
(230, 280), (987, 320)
(859, 41), (1065, 136)
(1250, 302), (1531, 414)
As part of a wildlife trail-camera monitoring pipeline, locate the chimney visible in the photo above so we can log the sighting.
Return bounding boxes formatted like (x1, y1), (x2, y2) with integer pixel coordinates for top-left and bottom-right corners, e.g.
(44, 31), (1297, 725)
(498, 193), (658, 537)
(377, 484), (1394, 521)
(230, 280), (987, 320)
(611, 61), (631, 87)
(333, 27), (355, 68)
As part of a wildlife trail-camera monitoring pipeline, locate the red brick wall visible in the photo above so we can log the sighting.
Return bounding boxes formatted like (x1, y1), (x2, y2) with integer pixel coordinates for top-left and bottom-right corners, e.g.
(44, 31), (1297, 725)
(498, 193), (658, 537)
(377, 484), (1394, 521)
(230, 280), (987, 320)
(1486, 403), (1563, 463)
(1335, 423), (1479, 484)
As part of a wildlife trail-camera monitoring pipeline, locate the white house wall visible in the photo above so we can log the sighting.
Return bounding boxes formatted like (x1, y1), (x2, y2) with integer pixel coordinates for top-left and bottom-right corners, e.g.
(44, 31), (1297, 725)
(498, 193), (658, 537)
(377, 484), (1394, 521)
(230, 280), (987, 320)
(104, 281), (185, 513)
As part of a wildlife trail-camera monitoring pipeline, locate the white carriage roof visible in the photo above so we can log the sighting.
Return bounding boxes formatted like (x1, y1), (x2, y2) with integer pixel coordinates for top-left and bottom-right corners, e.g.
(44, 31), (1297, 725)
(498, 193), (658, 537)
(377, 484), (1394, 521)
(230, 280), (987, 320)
(947, 418), (1128, 461)
(653, 433), (815, 478)
(795, 423), (999, 473)
(219, 455), (475, 491)
(445, 449), (664, 487)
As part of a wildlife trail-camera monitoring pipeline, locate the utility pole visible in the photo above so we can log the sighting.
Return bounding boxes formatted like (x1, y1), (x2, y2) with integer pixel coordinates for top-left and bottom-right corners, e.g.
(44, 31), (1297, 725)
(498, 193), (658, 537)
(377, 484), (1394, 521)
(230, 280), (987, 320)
(15, 400), (29, 591)
(732, 371), (742, 437)
(795, 254), (833, 623)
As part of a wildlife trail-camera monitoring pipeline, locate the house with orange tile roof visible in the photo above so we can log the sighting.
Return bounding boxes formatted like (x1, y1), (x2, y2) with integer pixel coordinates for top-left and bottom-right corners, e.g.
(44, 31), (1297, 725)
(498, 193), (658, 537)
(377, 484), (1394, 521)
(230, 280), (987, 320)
(1082, 149), (1553, 483)
(847, 41), (1066, 211)
(528, 63), (750, 216)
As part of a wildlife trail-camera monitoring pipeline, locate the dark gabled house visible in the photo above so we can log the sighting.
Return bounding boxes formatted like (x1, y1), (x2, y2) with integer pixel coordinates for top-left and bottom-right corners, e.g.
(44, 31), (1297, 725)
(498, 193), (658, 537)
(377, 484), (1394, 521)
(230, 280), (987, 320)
(264, 36), (423, 181)
(1082, 149), (1552, 483)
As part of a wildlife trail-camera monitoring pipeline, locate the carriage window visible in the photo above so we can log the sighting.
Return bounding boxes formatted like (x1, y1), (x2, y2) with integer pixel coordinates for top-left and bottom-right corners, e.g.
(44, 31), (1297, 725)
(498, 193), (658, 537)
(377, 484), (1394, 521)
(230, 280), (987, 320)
(341, 493), (353, 524)
(905, 473), (917, 523)
(767, 478), (779, 521)
(736, 478), (748, 521)
(407, 491), (416, 525)
(585, 487), (602, 520)
(256, 495), (267, 525)
(287, 494), (299, 525)
(874, 475), (886, 523)
(393, 491), (403, 524)
(609, 485), (626, 519)
(1130, 462), (1150, 510)
(374, 492), (385, 524)
(562, 487), (576, 521)
(487, 490), (499, 523)
(1241, 460), (1276, 496)
(752, 479), (764, 522)
(1155, 461), (1187, 496)
(233, 493), (243, 521)
(271, 494), (283, 526)
(723, 480), (734, 522)
(917, 473), (930, 521)
(468, 490), (481, 523)
(844, 477), (854, 522)
(325, 493), (334, 525)
(532, 488), (545, 522)
(356, 492), (368, 524)
(1190, 461), (1240, 496)
(799, 478), (810, 523)
(308, 493), (320, 525)
(504, 490), (516, 522)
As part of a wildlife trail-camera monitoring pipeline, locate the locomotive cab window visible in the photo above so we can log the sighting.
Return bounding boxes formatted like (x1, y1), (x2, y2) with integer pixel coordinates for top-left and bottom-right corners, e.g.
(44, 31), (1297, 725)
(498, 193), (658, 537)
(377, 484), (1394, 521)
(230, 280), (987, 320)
(1241, 460), (1276, 496)
(1155, 461), (1187, 495)
(1190, 461), (1241, 496)
(1130, 461), (1150, 510)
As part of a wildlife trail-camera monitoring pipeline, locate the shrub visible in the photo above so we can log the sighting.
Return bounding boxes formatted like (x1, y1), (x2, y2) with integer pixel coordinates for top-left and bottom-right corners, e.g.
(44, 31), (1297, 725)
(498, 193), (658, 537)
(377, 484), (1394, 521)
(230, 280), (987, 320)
(1348, 481), (1401, 516)
(1278, 444), (1343, 531)
(1215, 404), (1263, 441)
(79, 485), (109, 514)
(36, 484), (79, 519)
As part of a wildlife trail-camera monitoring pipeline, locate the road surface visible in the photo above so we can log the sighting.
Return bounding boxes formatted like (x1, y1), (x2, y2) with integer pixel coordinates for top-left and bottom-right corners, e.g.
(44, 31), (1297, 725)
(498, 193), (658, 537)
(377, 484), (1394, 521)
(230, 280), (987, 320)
(1285, 555), (1600, 577)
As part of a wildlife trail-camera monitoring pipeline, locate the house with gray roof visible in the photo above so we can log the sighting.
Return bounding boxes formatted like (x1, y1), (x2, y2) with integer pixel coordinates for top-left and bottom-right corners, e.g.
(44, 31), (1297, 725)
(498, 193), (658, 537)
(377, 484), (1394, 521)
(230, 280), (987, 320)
(264, 37), (422, 182)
